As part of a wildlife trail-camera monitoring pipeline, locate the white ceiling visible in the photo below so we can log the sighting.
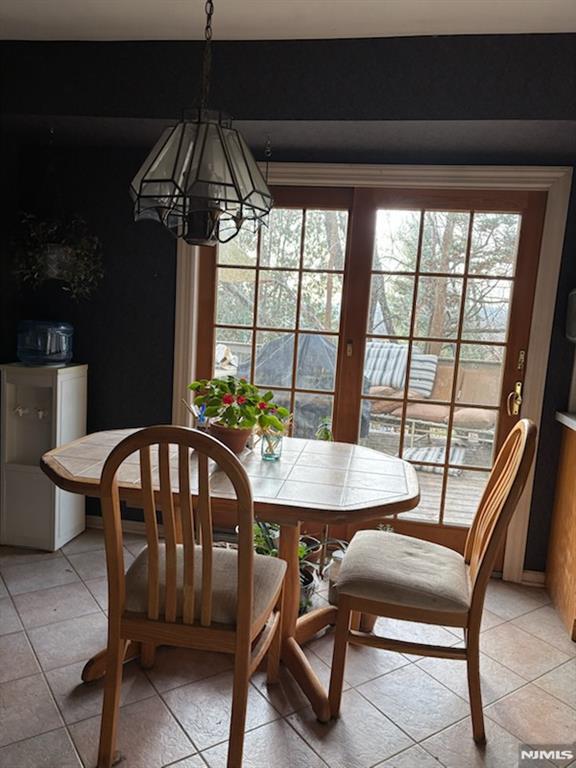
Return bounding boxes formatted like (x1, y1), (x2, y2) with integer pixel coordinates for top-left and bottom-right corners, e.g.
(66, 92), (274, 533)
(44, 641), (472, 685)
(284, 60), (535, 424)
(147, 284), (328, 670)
(2, 0), (576, 41)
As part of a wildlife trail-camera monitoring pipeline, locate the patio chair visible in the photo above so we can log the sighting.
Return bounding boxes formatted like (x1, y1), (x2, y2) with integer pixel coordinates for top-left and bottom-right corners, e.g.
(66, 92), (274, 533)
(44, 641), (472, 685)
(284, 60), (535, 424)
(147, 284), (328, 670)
(96, 426), (286, 768)
(328, 419), (536, 743)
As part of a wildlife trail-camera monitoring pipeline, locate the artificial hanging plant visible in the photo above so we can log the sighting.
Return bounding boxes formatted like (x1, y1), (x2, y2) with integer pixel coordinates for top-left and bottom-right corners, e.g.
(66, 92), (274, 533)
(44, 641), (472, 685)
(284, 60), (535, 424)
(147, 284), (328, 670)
(12, 213), (104, 301)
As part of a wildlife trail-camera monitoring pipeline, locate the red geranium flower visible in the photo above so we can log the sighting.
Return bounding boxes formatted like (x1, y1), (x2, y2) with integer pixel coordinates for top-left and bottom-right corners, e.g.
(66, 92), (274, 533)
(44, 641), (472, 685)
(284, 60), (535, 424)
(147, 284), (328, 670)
(257, 401), (267, 410)
(222, 393), (235, 405)
(236, 395), (247, 405)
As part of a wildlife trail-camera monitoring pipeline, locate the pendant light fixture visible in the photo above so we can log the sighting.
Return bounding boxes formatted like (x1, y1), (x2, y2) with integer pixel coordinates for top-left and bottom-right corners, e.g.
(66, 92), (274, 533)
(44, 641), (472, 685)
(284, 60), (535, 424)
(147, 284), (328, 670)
(130, 0), (273, 245)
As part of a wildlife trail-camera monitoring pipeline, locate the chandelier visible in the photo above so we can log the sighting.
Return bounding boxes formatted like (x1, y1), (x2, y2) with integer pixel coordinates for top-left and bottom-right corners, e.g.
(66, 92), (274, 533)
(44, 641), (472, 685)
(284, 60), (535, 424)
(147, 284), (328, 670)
(130, 1), (273, 245)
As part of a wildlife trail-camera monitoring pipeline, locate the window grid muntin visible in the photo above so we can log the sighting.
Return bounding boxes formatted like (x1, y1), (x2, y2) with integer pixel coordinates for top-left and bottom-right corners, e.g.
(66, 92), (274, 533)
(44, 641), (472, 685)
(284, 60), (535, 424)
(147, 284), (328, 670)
(214, 207), (348, 437)
(363, 207), (521, 526)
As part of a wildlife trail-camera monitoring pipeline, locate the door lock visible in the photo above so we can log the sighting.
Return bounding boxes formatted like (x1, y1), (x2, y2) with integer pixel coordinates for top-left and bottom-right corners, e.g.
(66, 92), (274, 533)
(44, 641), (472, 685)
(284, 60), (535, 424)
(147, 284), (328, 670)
(506, 381), (523, 416)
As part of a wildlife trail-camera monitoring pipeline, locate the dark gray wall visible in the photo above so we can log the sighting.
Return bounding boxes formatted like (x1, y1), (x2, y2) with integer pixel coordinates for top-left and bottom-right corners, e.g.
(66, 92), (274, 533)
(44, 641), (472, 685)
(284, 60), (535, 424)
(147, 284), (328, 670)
(1, 35), (574, 568)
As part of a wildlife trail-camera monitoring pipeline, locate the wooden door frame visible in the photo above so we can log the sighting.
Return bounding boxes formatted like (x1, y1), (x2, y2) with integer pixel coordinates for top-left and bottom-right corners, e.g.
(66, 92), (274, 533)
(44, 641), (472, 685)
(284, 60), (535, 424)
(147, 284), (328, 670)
(172, 163), (573, 584)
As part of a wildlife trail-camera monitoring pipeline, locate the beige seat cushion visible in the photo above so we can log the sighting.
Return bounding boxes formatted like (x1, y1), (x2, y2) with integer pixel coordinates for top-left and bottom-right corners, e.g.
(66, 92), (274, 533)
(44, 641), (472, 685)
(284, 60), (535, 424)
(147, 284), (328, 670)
(337, 530), (470, 614)
(452, 407), (497, 429)
(394, 403), (450, 423)
(125, 544), (286, 625)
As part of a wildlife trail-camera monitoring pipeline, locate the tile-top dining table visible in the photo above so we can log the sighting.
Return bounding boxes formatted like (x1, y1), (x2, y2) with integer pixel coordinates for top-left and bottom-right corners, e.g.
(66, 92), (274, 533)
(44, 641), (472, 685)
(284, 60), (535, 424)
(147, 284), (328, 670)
(41, 428), (419, 722)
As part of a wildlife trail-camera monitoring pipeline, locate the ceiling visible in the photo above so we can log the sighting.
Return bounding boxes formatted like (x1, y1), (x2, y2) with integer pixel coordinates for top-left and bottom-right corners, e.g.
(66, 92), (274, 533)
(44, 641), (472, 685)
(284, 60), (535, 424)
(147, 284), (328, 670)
(2, 0), (576, 41)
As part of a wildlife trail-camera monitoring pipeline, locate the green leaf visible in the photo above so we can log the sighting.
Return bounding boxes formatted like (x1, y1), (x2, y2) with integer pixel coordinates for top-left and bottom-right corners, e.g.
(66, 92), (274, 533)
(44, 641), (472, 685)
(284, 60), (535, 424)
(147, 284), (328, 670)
(267, 415), (285, 432)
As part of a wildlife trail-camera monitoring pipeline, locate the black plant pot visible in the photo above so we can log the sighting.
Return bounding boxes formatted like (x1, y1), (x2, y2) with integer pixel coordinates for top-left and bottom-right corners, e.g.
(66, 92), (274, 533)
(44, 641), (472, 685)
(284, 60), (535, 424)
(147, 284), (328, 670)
(299, 568), (316, 614)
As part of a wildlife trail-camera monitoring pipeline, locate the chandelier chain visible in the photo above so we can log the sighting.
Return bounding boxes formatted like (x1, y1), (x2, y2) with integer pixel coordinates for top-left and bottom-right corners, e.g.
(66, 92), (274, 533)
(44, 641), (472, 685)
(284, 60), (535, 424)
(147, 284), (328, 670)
(200, 0), (215, 109)
(204, 0), (214, 40)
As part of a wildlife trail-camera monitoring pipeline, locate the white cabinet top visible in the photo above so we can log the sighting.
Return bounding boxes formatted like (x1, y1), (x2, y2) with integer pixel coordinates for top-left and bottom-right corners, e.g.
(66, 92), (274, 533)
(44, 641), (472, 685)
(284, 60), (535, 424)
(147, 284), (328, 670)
(1, 364), (87, 379)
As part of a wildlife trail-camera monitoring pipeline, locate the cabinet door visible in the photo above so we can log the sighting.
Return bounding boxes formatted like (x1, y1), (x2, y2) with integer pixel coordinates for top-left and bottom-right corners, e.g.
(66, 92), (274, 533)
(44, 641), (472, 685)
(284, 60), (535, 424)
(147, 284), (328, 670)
(3, 465), (55, 550)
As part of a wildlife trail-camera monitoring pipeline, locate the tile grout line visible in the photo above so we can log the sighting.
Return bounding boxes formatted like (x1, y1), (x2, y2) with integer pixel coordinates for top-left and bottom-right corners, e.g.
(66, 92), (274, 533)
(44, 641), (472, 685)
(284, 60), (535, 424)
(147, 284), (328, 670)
(5, 583), (86, 767)
(3, 536), (572, 766)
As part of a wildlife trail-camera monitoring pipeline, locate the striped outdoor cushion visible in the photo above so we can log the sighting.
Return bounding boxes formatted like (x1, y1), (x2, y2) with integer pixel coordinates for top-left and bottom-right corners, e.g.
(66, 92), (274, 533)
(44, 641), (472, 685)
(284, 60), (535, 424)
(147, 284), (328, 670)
(403, 445), (465, 476)
(364, 341), (407, 389)
(365, 341), (438, 398)
(408, 353), (438, 398)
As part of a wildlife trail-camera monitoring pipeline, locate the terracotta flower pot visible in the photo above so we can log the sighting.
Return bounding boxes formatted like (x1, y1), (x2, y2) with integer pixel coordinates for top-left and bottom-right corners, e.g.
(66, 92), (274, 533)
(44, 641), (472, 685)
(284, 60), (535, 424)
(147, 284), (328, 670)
(208, 423), (253, 454)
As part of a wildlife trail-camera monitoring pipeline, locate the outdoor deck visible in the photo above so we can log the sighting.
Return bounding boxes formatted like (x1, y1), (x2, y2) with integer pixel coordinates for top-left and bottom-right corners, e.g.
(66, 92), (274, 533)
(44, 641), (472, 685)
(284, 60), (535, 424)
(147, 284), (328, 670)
(364, 425), (490, 527)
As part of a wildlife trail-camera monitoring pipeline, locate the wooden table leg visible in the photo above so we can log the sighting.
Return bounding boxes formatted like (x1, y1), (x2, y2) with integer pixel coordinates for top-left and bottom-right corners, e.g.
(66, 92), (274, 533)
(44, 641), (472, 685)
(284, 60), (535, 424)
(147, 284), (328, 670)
(81, 641), (141, 683)
(278, 523), (332, 723)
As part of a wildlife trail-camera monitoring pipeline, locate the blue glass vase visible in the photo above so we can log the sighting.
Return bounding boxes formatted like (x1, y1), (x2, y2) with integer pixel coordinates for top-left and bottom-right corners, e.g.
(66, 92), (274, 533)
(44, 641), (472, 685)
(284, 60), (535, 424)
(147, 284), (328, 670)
(261, 433), (283, 461)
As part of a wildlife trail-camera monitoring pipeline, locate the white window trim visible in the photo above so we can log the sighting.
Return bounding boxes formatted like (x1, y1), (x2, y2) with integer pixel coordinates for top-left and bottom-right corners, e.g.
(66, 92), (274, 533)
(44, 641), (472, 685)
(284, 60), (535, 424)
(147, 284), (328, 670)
(172, 240), (199, 427)
(172, 162), (573, 582)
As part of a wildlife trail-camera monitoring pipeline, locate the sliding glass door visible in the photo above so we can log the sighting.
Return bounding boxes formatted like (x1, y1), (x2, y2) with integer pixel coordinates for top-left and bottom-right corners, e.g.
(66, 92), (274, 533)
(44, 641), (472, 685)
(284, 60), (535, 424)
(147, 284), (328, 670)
(197, 185), (546, 544)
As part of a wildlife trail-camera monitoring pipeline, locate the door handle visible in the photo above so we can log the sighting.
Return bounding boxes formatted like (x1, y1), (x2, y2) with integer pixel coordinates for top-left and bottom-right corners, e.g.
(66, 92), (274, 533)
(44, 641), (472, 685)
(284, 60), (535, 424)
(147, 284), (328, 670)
(506, 381), (523, 416)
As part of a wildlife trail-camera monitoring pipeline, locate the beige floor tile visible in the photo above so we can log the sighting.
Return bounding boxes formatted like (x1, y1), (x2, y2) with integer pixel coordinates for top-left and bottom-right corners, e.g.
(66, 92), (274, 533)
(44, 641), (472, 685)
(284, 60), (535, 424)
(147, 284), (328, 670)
(62, 528), (106, 555)
(27, 612), (108, 671)
(512, 605), (576, 657)
(0, 546), (61, 569)
(484, 581), (549, 621)
(168, 757), (208, 768)
(251, 648), (343, 716)
(422, 715), (555, 768)
(0, 596), (23, 635)
(65, 547), (134, 581)
(374, 616), (460, 647)
(358, 664), (469, 742)
(0, 631), (40, 683)
(143, 646), (234, 693)
(481, 623), (571, 681)
(46, 658), (156, 724)
(84, 576), (109, 611)
(162, 670), (280, 751)
(0, 575), (8, 599)
(288, 688), (413, 768)
(375, 744), (445, 767)
(0, 728), (82, 768)
(534, 659), (576, 709)
(13, 582), (101, 629)
(1, 556), (79, 596)
(202, 719), (327, 768)
(123, 533), (148, 558)
(479, 609), (507, 633)
(0, 673), (63, 747)
(69, 695), (195, 768)
(485, 684), (576, 746)
(307, 628), (409, 686)
(416, 652), (525, 705)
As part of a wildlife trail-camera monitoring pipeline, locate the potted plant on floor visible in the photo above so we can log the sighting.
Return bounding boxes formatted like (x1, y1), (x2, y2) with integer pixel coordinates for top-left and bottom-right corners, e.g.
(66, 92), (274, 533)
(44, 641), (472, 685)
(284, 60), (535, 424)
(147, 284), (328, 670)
(187, 376), (291, 454)
(253, 521), (319, 614)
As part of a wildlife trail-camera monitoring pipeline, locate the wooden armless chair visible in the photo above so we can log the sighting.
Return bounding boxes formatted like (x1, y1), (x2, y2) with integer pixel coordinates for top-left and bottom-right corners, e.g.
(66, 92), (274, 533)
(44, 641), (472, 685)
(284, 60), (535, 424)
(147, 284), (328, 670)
(97, 426), (286, 768)
(329, 418), (537, 744)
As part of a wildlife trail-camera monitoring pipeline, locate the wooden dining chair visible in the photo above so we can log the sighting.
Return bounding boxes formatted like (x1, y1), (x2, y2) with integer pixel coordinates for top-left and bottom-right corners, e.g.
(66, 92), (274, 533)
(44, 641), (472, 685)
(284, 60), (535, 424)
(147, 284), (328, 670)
(328, 418), (537, 744)
(96, 426), (286, 768)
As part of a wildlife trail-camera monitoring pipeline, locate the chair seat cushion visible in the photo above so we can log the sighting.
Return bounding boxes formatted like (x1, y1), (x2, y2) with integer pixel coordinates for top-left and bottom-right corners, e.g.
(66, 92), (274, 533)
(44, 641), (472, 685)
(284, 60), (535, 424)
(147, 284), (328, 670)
(337, 530), (470, 613)
(125, 544), (286, 625)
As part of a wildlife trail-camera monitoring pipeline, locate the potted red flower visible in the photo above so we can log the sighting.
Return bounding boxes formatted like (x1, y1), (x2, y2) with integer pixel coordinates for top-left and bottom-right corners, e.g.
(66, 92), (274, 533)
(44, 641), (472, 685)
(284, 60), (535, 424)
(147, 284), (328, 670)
(187, 376), (290, 454)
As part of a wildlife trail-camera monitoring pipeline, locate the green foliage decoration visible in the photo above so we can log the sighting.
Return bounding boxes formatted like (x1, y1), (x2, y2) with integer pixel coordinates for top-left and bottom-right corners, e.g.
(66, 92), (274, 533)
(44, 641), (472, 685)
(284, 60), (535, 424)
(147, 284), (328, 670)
(12, 213), (104, 301)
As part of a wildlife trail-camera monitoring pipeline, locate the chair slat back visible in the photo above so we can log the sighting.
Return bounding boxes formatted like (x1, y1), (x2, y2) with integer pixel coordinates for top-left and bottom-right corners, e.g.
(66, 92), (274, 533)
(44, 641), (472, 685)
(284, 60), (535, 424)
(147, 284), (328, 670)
(178, 444), (195, 624)
(139, 447), (160, 620)
(100, 426), (254, 631)
(465, 419), (536, 609)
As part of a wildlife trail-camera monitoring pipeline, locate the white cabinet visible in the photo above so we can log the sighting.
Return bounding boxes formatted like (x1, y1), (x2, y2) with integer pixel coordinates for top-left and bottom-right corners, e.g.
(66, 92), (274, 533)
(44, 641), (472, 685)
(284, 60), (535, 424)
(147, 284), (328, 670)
(0, 364), (88, 550)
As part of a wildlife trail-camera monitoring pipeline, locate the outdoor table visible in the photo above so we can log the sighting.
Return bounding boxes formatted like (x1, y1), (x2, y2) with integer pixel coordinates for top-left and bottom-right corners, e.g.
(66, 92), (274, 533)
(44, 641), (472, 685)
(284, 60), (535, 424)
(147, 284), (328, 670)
(41, 429), (419, 721)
